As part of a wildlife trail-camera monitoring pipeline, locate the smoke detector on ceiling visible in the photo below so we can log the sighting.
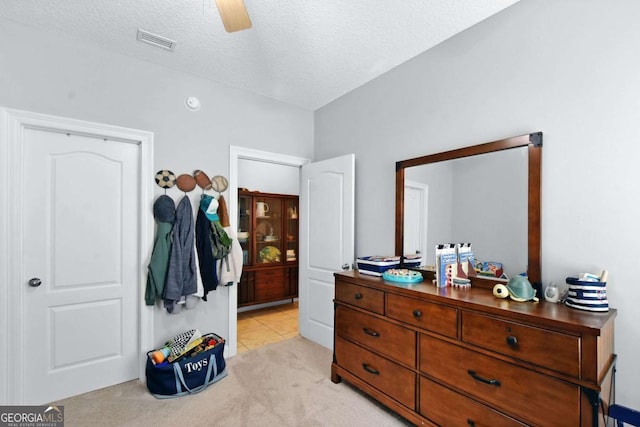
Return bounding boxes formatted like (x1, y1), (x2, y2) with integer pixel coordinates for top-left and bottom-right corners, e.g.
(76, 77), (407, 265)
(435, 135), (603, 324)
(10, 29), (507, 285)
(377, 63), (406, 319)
(136, 29), (176, 51)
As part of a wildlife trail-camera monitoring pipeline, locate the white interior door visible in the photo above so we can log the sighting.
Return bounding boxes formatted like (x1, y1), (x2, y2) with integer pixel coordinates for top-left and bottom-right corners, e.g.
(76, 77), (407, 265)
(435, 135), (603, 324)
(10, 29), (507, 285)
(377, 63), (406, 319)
(20, 127), (140, 404)
(299, 154), (355, 350)
(404, 180), (428, 260)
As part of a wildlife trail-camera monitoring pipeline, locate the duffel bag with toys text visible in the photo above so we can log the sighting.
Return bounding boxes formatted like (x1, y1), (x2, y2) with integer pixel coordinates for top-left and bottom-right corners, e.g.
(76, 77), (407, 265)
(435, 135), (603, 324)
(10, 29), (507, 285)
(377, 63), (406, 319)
(145, 329), (227, 398)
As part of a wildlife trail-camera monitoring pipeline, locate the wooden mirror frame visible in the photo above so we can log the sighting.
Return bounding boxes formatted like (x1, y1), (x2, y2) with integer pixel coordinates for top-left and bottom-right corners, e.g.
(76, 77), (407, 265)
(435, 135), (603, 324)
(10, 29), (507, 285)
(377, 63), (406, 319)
(395, 132), (542, 288)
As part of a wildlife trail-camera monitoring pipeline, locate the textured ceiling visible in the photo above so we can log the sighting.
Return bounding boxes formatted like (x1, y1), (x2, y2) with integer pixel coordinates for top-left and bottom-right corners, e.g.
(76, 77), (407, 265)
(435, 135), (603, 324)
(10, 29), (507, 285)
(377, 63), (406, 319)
(0, 0), (519, 110)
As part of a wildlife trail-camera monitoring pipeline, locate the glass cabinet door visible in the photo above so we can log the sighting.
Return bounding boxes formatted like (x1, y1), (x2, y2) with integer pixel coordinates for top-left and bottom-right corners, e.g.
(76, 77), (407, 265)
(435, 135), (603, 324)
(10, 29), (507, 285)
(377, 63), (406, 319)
(238, 193), (251, 265)
(255, 196), (283, 264)
(285, 198), (298, 263)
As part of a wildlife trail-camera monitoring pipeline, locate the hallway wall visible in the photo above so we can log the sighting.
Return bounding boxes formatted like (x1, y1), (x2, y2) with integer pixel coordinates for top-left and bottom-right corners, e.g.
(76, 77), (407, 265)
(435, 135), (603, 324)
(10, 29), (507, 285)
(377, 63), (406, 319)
(0, 16), (313, 402)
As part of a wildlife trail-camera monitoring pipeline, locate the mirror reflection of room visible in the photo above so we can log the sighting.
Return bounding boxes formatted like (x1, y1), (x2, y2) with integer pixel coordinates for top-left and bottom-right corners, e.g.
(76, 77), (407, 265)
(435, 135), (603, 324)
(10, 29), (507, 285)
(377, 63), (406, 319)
(236, 159), (300, 353)
(404, 147), (528, 278)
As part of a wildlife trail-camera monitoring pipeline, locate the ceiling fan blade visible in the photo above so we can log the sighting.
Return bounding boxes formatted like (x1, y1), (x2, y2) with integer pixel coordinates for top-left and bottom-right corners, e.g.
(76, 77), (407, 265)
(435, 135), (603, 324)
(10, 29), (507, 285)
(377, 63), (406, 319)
(215, 0), (252, 33)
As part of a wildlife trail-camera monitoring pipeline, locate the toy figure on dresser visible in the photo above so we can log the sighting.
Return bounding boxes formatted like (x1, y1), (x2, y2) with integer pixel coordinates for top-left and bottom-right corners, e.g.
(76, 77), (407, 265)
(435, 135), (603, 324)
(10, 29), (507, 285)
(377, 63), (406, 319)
(476, 261), (507, 279)
(492, 276), (539, 302)
(435, 244), (456, 287)
(451, 243), (475, 288)
(435, 243), (476, 287)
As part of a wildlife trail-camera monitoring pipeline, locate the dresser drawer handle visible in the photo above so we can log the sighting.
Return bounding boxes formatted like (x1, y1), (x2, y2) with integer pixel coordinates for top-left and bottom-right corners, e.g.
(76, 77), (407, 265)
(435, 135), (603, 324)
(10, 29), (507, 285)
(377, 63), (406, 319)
(467, 420), (476, 427)
(413, 309), (422, 318)
(467, 370), (501, 387)
(362, 327), (380, 337)
(354, 293), (363, 300)
(362, 363), (380, 375)
(506, 335), (518, 346)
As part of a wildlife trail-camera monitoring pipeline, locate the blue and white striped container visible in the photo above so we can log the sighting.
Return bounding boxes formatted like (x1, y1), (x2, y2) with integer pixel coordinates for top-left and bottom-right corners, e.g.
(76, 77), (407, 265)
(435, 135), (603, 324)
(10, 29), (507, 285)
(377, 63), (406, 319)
(565, 277), (608, 312)
(357, 256), (401, 276)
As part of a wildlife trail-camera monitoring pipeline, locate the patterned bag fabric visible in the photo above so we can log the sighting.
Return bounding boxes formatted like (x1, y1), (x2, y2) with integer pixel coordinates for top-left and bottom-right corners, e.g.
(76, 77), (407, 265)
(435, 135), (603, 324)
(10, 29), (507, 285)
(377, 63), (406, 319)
(167, 329), (203, 362)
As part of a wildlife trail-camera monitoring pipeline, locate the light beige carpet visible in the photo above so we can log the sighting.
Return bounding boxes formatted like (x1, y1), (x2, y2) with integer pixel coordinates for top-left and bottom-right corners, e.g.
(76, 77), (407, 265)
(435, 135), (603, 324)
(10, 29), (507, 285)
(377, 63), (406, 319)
(54, 336), (413, 426)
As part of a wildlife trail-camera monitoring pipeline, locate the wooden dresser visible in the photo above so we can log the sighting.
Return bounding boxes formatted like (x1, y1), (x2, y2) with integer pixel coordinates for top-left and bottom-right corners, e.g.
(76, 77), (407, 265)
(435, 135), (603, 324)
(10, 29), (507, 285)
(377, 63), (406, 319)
(332, 271), (616, 427)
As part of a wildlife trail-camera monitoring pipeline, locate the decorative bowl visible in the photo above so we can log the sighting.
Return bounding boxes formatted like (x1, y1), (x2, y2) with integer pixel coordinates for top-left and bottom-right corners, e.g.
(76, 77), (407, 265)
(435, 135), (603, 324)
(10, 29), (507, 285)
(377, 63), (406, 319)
(259, 246), (281, 263)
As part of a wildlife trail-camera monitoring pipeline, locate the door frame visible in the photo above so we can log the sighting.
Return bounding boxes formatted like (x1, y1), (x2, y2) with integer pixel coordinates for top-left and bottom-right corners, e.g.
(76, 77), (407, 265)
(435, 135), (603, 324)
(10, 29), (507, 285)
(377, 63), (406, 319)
(227, 146), (310, 357)
(0, 108), (154, 404)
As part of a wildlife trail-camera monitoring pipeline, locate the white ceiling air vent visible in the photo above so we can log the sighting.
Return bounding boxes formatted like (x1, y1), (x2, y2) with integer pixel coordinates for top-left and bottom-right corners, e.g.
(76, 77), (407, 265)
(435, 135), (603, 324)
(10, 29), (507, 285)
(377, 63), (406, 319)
(136, 29), (176, 51)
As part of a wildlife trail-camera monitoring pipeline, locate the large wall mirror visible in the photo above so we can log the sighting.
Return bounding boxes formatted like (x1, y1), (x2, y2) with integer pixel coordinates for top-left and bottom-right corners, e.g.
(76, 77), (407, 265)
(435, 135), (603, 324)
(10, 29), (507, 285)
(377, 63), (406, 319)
(395, 132), (542, 288)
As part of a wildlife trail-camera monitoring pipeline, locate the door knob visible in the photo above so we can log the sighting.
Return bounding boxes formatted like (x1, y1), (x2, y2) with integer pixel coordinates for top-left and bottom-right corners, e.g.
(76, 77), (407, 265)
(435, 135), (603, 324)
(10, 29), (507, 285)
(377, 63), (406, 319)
(28, 278), (42, 287)
(341, 263), (350, 271)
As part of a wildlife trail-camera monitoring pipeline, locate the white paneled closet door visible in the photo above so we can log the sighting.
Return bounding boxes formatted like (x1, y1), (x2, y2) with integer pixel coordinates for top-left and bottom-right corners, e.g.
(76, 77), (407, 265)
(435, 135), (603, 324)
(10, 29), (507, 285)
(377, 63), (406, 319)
(2, 109), (152, 405)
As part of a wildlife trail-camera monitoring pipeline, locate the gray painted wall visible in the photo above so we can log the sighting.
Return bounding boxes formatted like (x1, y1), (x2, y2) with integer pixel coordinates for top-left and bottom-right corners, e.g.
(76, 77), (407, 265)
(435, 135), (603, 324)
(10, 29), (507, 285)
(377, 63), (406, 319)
(0, 18), (313, 361)
(315, 0), (640, 406)
(405, 148), (527, 277)
(450, 148), (527, 278)
(238, 159), (300, 195)
(405, 160), (454, 263)
(2, 0), (639, 410)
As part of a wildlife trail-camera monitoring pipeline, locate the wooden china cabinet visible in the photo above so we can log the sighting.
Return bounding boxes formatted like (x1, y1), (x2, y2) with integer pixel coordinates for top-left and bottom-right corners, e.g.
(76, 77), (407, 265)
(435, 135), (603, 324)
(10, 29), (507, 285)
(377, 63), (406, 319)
(237, 190), (299, 307)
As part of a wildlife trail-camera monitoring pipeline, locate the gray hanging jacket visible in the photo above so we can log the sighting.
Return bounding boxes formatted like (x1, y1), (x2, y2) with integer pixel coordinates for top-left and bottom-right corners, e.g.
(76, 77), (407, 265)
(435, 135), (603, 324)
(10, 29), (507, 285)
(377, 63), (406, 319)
(145, 195), (175, 306)
(164, 195), (197, 313)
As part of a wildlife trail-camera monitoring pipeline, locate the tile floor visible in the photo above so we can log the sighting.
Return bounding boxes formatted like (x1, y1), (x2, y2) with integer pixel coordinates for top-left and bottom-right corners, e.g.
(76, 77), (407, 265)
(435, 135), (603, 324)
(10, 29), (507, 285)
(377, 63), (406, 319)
(237, 301), (299, 353)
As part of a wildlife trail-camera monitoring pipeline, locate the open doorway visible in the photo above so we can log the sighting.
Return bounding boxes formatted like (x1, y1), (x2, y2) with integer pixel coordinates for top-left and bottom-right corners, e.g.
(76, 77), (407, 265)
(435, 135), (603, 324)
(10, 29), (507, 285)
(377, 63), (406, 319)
(236, 301), (299, 353)
(228, 146), (310, 356)
(235, 163), (299, 353)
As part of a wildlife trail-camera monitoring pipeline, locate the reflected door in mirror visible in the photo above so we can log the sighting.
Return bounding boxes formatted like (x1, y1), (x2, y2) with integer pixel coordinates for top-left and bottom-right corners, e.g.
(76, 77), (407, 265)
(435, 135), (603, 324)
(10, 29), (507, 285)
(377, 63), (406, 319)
(403, 180), (428, 264)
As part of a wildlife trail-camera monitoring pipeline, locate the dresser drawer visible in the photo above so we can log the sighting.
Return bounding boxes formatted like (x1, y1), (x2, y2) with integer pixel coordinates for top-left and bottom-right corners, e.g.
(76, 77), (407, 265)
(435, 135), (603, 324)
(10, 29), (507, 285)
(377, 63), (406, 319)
(461, 311), (580, 377)
(420, 334), (580, 426)
(386, 293), (457, 338)
(335, 336), (415, 409)
(254, 269), (285, 300)
(335, 305), (416, 367)
(420, 377), (526, 427)
(335, 281), (384, 315)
